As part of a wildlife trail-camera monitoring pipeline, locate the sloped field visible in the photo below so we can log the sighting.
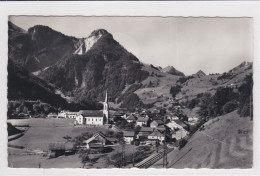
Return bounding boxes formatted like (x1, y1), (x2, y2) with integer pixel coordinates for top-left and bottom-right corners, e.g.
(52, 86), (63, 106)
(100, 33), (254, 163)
(152, 111), (253, 168)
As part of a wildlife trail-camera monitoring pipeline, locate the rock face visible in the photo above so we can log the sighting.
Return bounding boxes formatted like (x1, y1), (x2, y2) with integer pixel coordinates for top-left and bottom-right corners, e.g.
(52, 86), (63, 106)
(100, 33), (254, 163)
(8, 22), (81, 72)
(74, 29), (109, 55)
(162, 66), (185, 76)
(38, 28), (149, 102)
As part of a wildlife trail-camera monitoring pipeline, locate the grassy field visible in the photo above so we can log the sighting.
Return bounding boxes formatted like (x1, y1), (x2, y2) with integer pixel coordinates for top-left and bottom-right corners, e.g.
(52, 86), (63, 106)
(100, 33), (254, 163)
(152, 111), (253, 168)
(7, 118), (152, 168)
(8, 118), (110, 151)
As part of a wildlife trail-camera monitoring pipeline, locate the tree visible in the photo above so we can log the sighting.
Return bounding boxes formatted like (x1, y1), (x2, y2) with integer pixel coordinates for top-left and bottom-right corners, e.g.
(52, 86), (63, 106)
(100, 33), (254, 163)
(170, 85), (182, 98)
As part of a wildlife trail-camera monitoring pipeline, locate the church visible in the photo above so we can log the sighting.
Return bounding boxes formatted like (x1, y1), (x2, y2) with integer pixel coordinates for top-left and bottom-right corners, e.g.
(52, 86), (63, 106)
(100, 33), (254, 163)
(74, 91), (109, 126)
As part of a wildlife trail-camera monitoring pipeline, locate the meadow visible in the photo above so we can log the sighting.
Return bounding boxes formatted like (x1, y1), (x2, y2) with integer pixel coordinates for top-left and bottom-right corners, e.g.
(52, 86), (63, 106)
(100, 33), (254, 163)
(8, 118), (109, 151)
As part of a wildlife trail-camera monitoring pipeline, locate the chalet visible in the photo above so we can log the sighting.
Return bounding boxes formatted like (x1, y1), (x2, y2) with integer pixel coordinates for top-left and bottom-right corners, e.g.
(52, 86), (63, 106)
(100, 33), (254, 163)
(124, 131), (135, 144)
(126, 114), (137, 123)
(47, 113), (57, 118)
(136, 116), (150, 126)
(48, 142), (74, 158)
(138, 127), (154, 138)
(150, 120), (164, 128)
(148, 130), (165, 143)
(84, 132), (112, 149)
(166, 119), (188, 131)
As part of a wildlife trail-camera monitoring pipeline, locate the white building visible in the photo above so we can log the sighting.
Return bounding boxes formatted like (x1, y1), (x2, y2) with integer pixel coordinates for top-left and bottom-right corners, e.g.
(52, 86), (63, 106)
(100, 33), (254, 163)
(124, 131), (135, 144)
(66, 112), (78, 119)
(171, 129), (189, 140)
(148, 130), (165, 143)
(166, 120), (187, 131)
(75, 91), (109, 126)
(58, 111), (68, 118)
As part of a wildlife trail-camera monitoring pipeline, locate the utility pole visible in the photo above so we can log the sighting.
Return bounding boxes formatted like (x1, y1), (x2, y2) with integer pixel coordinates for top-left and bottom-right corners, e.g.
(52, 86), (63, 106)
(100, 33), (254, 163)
(132, 141), (135, 167)
(121, 139), (125, 168)
(163, 115), (167, 168)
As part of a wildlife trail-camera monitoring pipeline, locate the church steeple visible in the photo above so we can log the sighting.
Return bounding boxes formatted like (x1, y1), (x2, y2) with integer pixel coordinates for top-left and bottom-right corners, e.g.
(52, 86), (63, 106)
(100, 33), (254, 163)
(105, 90), (108, 103)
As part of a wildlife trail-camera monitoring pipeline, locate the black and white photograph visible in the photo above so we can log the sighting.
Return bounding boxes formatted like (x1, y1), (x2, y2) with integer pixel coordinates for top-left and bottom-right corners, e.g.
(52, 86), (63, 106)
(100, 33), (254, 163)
(6, 15), (254, 169)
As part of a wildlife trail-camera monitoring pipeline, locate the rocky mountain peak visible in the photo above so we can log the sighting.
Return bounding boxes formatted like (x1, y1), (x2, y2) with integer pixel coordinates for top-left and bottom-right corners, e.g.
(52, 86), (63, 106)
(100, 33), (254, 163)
(74, 29), (113, 55)
(193, 70), (206, 77)
(162, 66), (185, 76)
(90, 29), (111, 38)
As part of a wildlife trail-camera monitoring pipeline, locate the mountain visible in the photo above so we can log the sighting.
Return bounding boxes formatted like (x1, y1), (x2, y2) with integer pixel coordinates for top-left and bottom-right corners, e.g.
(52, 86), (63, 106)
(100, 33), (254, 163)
(192, 70), (206, 78)
(7, 59), (69, 108)
(38, 29), (149, 104)
(8, 21), (81, 72)
(8, 22), (253, 112)
(161, 66), (185, 76)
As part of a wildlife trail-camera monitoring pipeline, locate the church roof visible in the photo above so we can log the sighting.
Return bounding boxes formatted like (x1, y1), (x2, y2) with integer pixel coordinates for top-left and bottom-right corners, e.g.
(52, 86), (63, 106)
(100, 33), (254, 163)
(78, 110), (103, 117)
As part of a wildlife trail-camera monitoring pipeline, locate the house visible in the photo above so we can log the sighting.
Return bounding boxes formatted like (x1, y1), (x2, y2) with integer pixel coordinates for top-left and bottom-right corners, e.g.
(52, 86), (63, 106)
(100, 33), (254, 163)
(48, 142), (74, 158)
(157, 125), (166, 133)
(75, 114), (85, 125)
(138, 127), (154, 138)
(58, 111), (68, 118)
(166, 119), (188, 131)
(84, 132), (112, 149)
(47, 113), (57, 118)
(167, 116), (179, 121)
(66, 112), (78, 119)
(124, 131), (135, 144)
(126, 114), (137, 123)
(75, 91), (109, 126)
(171, 128), (189, 140)
(150, 120), (164, 128)
(148, 130), (165, 143)
(188, 116), (199, 125)
(136, 116), (150, 126)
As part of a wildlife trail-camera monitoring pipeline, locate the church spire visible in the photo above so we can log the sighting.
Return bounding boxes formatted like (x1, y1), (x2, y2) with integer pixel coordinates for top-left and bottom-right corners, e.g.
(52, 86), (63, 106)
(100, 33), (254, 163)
(105, 90), (108, 103)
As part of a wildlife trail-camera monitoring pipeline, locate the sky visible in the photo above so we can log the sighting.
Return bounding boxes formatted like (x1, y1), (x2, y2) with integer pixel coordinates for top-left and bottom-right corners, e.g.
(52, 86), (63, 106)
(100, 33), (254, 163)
(9, 16), (253, 75)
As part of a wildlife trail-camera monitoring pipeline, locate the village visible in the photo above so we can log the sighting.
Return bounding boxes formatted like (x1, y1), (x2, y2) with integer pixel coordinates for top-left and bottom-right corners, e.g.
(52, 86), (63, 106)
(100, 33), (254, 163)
(41, 92), (201, 168)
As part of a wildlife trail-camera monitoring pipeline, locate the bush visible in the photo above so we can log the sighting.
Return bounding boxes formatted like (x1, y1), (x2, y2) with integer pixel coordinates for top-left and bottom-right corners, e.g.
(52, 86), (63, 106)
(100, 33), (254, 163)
(223, 101), (238, 114)
(179, 139), (187, 149)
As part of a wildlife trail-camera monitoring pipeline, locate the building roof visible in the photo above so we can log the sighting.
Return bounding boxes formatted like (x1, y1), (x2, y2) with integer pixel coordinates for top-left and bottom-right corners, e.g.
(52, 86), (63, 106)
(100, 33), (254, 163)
(140, 127), (154, 133)
(49, 142), (73, 151)
(88, 143), (104, 148)
(137, 116), (149, 122)
(66, 112), (78, 115)
(127, 114), (137, 121)
(124, 131), (135, 137)
(84, 132), (107, 144)
(149, 130), (164, 137)
(78, 110), (103, 117)
(48, 113), (57, 116)
(172, 120), (187, 128)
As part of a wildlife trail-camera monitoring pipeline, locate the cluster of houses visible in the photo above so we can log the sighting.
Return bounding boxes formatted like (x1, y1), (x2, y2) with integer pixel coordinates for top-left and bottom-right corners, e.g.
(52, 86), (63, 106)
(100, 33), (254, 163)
(47, 92), (199, 154)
